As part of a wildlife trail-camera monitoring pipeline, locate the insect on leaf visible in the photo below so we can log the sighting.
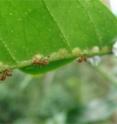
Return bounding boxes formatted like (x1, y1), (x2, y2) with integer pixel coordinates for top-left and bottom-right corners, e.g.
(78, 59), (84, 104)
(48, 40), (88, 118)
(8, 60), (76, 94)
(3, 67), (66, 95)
(0, 0), (116, 74)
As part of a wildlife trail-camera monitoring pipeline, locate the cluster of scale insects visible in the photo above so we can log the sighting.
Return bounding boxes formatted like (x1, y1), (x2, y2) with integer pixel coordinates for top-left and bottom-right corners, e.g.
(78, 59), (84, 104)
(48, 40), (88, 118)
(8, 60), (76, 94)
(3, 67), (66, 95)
(0, 54), (87, 81)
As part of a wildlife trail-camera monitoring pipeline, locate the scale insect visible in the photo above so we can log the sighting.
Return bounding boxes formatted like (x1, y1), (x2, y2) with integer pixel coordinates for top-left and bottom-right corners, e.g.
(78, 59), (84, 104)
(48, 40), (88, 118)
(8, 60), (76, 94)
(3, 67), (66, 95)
(0, 69), (12, 81)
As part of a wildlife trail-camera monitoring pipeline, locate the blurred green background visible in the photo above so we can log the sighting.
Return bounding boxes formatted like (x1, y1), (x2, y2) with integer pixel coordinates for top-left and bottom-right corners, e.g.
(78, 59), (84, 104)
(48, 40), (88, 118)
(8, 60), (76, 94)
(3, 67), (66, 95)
(1, 55), (117, 124)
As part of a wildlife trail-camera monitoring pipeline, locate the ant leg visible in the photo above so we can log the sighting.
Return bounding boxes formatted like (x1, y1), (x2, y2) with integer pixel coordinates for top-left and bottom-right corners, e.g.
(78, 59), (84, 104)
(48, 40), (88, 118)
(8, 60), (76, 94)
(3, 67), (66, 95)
(0, 69), (12, 81)
(5, 69), (12, 76)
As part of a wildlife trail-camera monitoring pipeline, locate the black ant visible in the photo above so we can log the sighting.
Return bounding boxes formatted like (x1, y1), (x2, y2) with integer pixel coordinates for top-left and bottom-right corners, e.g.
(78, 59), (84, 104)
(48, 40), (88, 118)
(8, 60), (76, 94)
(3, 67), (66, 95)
(0, 69), (12, 81)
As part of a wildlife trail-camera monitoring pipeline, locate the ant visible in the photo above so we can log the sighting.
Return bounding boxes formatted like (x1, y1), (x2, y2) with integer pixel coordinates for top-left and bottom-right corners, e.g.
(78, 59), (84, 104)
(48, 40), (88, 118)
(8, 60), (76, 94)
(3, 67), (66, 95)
(32, 57), (49, 66)
(0, 69), (12, 81)
(77, 55), (87, 63)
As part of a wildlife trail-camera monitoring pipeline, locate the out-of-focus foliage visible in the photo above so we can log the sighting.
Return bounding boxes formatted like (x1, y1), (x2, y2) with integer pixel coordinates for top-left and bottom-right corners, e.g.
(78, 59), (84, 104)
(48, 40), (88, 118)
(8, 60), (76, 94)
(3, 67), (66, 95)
(0, 55), (117, 124)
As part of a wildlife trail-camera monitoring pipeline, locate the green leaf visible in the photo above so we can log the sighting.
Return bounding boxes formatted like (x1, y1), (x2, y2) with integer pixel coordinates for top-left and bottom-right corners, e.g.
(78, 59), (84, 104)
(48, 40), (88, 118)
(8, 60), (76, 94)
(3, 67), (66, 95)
(0, 0), (117, 74)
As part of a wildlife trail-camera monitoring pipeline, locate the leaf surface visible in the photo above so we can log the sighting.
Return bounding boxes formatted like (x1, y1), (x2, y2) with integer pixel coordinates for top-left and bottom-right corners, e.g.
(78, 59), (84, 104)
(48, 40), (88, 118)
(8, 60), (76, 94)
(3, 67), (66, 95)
(0, 0), (117, 74)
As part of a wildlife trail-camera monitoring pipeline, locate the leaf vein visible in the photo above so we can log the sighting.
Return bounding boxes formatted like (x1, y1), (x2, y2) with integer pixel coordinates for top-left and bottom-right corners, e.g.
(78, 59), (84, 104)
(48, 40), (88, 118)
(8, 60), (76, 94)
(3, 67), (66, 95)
(42, 0), (72, 52)
(77, 0), (103, 47)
